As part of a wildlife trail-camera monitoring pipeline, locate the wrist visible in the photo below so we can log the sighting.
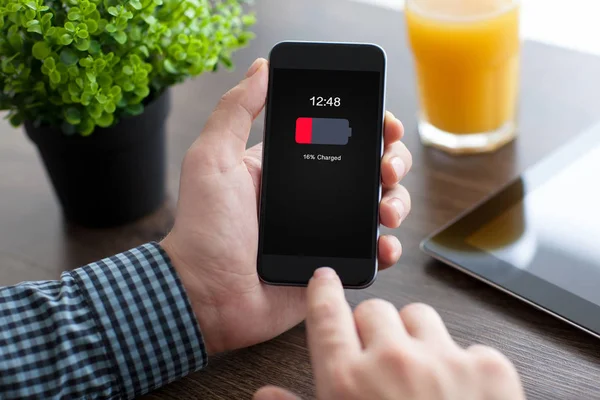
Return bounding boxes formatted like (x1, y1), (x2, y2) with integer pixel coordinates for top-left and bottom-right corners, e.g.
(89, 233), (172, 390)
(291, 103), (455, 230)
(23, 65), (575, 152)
(159, 235), (225, 356)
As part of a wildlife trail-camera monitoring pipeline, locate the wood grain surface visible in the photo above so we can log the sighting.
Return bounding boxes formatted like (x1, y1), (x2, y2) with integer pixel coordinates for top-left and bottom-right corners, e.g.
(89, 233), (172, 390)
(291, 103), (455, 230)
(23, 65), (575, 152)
(1, 0), (600, 398)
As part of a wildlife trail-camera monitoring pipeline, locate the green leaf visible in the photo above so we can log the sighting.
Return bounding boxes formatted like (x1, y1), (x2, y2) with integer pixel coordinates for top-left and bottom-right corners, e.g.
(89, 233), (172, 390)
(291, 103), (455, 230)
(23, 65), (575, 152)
(220, 55), (233, 69)
(74, 38), (90, 51)
(50, 70), (61, 84)
(129, 0), (142, 10)
(60, 49), (79, 66)
(8, 27), (23, 50)
(79, 57), (93, 67)
(32, 41), (51, 60)
(143, 15), (156, 25)
(122, 65), (133, 75)
(60, 34), (73, 45)
(9, 112), (23, 127)
(96, 112), (114, 127)
(110, 86), (121, 96)
(138, 45), (149, 58)
(89, 103), (102, 118)
(89, 40), (101, 54)
(107, 6), (118, 16)
(25, 1), (37, 10)
(61, 91), (72, 103)
(86, 70), (96, 82)
(80, 92), (93, 106)
(205, 56), (218, 68)
(163, 59), (177, 74)
(68, 82), (79, 95)
(76, 29), (89, 38)
(46, 26), (57, 36)
(97, 73), (112, 86)
(94, 59), (106, 70)
(27, 24), (43, 34)
(68, 8), (82, 20)
(43, 57), (56, 69)
(64, 107), (81, 124)
(68, 65), (79, 77)
(85, 19), (98, 33)
(125, 103), (143, 116)
(134, 85), (149, 98)
(242, 14), (256, 26)
(95, 93), (107, 104)
(65, 22), (75, 32)
(113, 31), (127, 44)
(105, 23), (116, 33)
(79, 119), (95, 136)
(104, 101), (116, 113)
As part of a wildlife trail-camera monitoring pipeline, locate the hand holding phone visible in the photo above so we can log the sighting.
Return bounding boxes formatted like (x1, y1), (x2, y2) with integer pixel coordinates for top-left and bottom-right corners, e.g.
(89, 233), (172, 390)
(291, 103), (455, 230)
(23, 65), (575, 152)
(258, 42), (395, 287)
(162, 54), (410, 354)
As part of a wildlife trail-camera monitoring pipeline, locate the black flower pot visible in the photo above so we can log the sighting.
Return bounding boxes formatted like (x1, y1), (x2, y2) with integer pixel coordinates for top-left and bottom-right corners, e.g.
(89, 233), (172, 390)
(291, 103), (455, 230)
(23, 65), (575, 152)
(24, 91), (170, 228)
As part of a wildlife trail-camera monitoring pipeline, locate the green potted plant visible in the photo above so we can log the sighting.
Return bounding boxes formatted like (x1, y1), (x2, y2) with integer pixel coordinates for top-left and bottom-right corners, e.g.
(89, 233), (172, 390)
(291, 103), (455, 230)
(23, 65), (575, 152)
(0, 0), (255, 227)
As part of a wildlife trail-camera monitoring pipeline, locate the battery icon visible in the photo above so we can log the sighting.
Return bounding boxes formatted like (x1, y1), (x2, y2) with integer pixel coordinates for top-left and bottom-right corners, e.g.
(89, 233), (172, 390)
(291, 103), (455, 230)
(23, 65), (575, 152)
(295, 117), (352, 145)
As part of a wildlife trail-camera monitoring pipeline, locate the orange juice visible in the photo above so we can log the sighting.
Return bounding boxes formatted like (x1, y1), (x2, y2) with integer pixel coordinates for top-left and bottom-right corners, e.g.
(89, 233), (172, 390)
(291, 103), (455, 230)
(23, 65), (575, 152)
(406, 0), (520, 135)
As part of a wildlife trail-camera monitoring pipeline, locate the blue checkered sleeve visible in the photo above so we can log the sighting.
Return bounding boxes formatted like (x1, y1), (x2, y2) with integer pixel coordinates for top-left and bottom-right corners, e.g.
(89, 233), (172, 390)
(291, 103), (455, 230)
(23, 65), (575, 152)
(0, 242), (207, 399)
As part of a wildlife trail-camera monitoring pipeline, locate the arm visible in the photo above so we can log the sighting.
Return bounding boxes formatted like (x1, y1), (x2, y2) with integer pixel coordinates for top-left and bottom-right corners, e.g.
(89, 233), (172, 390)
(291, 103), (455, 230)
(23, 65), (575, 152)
(0, 57), (410, 399)
(0, 242), (206, 400)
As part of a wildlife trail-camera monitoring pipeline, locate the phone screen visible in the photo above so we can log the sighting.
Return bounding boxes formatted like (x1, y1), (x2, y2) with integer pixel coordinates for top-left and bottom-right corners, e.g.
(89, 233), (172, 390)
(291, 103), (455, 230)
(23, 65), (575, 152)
(261, 68), (382, 260)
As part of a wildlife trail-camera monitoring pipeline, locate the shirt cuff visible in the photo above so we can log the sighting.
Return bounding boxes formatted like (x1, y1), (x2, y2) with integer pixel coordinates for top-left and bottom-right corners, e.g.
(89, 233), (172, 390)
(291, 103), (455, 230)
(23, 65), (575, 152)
(71, 242), (207, 399)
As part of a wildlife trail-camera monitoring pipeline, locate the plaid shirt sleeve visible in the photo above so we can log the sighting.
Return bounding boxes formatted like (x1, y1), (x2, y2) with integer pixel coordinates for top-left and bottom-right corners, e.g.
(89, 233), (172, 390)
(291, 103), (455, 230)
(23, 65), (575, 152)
(0, 242), (207, 399)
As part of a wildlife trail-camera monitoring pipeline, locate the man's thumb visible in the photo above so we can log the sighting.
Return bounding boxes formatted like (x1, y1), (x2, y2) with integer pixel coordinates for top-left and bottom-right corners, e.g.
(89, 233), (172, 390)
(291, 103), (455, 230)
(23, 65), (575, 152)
(253, 386), (302, 400)
(197, 58), (268, 167)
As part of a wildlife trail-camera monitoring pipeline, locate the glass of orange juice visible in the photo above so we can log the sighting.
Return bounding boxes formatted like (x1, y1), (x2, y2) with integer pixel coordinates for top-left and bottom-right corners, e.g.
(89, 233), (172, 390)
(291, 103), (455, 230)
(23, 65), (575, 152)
(406, 0), (521, 155)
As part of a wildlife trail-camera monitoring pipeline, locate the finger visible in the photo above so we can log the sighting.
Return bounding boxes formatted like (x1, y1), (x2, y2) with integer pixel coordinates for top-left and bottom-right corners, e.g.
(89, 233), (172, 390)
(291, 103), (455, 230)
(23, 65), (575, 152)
(380, 185), (411, 229)
(468, 345), (525, 399)
(253, 386), (302, 400)
(197, 58), (269, 170)
(354, 298), (409, 348)
(384, 112), (405, 146)
(399, 303), (455, 347)
(381, 141), (412, 188)
(245, 142), (263, 161)
(243, 142), (264, 200)
(307, 268), (361, 376)
(377, 235), (402, 270)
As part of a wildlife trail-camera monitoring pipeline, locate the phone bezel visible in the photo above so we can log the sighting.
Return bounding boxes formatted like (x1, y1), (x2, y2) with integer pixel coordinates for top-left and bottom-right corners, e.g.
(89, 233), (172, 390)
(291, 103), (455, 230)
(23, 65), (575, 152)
(257, 41), (387, 288)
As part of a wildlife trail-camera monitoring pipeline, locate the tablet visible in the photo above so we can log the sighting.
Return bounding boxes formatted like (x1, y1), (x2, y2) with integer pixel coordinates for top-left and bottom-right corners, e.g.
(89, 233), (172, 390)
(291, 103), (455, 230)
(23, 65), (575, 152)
(421, 122), (600, 338)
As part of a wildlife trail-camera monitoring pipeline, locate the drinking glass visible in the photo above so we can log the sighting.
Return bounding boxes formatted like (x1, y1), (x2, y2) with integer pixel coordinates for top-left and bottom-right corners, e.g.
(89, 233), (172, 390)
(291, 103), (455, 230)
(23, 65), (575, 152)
(406, 0), (521, 154)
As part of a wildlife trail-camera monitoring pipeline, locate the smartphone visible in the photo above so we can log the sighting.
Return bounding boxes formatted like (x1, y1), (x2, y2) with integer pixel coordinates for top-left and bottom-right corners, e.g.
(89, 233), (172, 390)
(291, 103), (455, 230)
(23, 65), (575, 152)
(257, 41), (387, 288)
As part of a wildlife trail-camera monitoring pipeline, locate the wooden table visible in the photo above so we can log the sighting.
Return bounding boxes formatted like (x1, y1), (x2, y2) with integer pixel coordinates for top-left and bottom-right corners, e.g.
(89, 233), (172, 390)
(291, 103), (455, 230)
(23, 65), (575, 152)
(2, 0), (600, 398)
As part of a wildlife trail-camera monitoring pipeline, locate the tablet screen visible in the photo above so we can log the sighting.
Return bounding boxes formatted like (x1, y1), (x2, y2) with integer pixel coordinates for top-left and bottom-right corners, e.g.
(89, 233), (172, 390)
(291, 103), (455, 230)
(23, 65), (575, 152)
(466, 143), (600, 306)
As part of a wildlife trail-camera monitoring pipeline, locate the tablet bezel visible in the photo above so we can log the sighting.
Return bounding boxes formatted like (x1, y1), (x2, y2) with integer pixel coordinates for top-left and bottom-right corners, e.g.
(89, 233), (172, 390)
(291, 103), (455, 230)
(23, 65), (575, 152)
(421, 122), (600, 338)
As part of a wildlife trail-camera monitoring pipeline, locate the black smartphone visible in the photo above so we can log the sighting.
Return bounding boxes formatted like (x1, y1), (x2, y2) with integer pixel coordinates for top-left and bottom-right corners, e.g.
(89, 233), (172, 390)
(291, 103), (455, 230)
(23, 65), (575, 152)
(257, 41), (387, 288)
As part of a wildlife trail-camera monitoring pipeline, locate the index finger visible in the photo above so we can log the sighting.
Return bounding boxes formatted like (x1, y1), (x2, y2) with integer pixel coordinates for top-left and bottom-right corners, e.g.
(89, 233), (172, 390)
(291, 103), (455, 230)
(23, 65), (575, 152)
(306, 268), (361, 376)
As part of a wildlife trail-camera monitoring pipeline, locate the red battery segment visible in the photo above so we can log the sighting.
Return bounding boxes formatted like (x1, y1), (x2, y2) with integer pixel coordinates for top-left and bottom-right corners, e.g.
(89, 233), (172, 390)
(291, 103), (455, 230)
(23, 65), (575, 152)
(295, 117), (352, 145)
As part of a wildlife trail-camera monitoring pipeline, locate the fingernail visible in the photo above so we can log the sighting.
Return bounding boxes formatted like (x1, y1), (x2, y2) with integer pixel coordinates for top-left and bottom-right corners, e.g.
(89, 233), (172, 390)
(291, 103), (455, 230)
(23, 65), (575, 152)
(389, 198), (405, 223)
(313, 267), (337, 280)
(246, 58), (264, 77)
(391, 157), (405, 179)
